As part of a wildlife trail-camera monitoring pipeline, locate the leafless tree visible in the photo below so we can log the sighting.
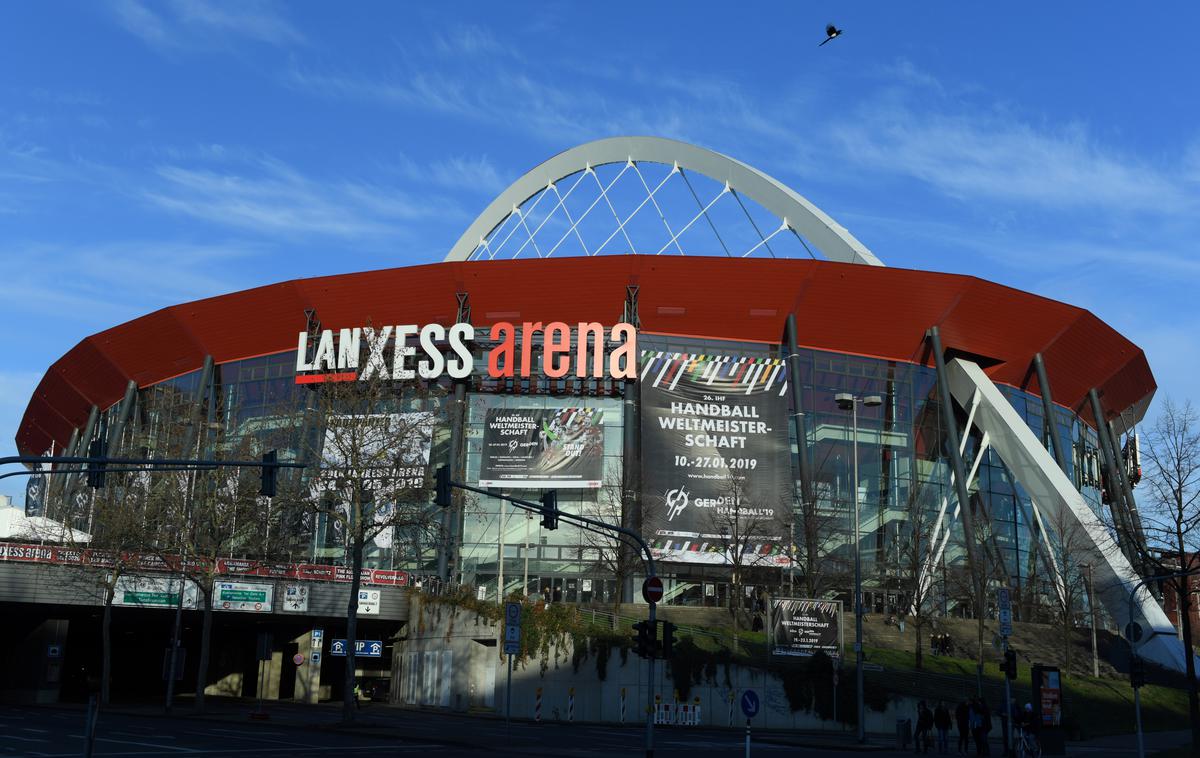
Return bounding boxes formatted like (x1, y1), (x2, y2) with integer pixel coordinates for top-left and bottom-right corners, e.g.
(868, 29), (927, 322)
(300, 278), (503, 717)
(891, 487), (940, 669)
(1042, 505), (1096, 672)
(578, 470), (638, 620)
(702, 473), (788, 647)
(283, 375), (442, 723)
(1129, 398), (1200, 748)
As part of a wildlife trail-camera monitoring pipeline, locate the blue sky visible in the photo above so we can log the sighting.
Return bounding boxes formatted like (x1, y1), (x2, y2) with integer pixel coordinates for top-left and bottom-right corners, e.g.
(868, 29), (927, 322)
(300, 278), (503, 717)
(2, 2), (1198, 503)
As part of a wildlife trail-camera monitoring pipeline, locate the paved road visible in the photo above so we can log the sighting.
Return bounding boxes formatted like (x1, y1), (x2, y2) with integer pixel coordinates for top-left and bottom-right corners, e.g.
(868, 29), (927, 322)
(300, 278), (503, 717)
(0, 702), (1188, 757)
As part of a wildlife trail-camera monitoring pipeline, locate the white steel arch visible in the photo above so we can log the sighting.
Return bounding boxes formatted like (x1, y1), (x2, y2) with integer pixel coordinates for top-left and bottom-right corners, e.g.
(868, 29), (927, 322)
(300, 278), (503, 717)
(444, 136), (884, 265)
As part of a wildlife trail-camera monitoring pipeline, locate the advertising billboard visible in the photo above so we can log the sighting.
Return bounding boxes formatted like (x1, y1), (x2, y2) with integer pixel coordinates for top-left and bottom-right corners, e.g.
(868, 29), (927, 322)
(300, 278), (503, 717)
(24, 474), (46, 518)
(479, 408), (604, 488)
(640, 352), (792, 565)
(769, 598), (843, 657)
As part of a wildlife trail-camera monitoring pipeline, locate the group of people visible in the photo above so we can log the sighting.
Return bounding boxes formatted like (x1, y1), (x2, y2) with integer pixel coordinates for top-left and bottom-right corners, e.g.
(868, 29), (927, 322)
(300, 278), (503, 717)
(929, 632), (954, 656)
(910, 698), (996, 755)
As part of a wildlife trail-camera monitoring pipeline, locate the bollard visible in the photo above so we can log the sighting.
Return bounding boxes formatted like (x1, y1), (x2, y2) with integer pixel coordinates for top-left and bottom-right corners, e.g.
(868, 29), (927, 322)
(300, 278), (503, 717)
(620, 687), (626, 723)
(535, 687), (542, 722)
(728, 690), (735, 727)
(568, 687), (574, 722)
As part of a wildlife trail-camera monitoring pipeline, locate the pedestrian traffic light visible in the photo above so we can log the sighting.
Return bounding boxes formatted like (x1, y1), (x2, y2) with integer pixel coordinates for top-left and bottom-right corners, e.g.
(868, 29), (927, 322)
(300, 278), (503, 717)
(631, 620), (655, 659)
(86, 439), (106, 489)
(435, 465), (452, 508)
(259, 450), (277, 497)
(1004, 649), (1017, 680)
(540, 490), (559, 530)
(1130, 656), (1146, 688)
(660, 620), (677, 659)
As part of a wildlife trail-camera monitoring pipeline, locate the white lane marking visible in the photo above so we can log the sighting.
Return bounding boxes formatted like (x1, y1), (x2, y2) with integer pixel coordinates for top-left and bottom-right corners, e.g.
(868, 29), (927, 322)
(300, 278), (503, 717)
(20, 728), (50, 733)
(205, 728), (287, 737)
(4, 735), (48, 742)
(183, 729), (314, 747)
(92, 736), (198, 752)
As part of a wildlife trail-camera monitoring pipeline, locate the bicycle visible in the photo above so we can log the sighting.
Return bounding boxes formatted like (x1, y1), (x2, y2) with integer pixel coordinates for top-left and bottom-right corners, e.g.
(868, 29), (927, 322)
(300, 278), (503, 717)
(1014, 727), (1042, 758)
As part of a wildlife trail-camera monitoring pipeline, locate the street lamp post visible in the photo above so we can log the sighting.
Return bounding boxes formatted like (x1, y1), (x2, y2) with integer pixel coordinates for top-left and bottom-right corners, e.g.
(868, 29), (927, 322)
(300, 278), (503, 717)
(835, 392), (882, 744)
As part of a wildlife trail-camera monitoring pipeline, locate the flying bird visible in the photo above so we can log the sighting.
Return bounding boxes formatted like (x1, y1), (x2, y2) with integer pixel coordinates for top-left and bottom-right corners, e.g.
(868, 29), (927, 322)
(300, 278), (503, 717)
(819, 24), (843, 46)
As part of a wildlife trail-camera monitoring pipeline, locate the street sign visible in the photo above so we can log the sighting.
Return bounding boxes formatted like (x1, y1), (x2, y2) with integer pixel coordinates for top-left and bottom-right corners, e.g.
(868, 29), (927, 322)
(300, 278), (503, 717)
(215, 581), (273, 613)
(113, 575), (198, 609)
(311, 628), (324, 646)
(311, 651), (322, 664)
(293, 653), (305, 666)
(330, 639), (384, 658)
(642, 576), (664, 604)
(740, 689), (760, 718)
(998, 588), (1013, 637)
(46, 644), (62, 659)
(504, 601), (522, 655)
(357, 589), (381, 616)
(282, 583), (309, 612)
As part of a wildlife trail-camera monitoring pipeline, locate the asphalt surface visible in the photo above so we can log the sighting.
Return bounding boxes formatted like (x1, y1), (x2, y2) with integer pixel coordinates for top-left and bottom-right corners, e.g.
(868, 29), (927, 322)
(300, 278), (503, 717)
(0, 701), (1188, 757)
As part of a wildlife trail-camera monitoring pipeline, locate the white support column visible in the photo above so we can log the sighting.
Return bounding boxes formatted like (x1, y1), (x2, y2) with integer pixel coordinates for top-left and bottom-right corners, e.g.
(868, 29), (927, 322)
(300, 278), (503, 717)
(944, 358), (1190, 672)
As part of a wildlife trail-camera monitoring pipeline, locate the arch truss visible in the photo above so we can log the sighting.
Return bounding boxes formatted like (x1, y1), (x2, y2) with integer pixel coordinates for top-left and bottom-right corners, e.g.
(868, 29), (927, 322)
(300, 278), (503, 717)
(445, 136), (882, 266)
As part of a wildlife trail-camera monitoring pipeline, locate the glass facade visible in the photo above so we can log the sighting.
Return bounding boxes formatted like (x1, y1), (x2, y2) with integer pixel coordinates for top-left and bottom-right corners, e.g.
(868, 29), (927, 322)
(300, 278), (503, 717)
(87, 330), (1110, 621)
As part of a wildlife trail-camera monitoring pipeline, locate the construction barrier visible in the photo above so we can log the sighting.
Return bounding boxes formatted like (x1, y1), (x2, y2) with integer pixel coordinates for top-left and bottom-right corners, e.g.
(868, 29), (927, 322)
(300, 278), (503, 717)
(535, 687), (542, 722)
(568, 687), (574, 722)
(620, 687), (626, 723)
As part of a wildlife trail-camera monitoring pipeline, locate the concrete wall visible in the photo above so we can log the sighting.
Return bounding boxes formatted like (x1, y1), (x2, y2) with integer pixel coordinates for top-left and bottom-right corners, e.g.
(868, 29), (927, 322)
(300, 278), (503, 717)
(393, 597), (918, 734)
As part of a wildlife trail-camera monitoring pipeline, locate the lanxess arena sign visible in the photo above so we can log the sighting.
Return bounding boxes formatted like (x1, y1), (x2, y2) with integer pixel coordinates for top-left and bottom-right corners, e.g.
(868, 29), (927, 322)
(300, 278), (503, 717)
(294, 321), (638, 383)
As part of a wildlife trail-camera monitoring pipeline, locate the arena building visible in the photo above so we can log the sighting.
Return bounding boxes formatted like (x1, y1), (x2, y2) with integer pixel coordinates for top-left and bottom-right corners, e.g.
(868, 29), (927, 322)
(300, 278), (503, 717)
(11, 136), (1185, 673)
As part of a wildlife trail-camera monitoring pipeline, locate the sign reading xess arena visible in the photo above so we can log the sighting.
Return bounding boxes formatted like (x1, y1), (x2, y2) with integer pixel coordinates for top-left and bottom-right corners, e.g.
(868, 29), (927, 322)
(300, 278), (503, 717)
(294, 321), (637, 384)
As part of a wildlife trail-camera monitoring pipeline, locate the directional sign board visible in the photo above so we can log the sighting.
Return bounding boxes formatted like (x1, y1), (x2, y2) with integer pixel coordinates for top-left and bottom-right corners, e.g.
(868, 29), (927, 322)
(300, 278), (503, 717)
(113, 576), (199, 609)
(215, 581), (273, 613)
(997, 588), (1013, 637)
(504, 602), (522, 655)
(330, 639), (384, 658)
(282, 584), (309, 612)
(357, 589), (381, 616)
(740, 689), (760, 718)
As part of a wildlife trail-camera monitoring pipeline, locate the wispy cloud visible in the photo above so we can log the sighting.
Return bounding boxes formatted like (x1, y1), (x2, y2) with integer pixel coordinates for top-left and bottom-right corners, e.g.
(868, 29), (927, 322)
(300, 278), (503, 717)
(829, 70), (1196, 216)
(144, 158), (460, 239)
(111, 0), (303, 52)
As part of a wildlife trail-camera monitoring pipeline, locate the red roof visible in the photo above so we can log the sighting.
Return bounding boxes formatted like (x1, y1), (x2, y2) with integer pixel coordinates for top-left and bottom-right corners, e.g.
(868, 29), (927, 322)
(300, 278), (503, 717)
(16, 256), (1155, 455)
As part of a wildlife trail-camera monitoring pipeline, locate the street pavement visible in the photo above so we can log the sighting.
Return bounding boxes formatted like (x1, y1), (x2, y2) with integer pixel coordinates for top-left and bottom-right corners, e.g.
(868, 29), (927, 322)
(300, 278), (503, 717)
(0, 700), (1187, 757)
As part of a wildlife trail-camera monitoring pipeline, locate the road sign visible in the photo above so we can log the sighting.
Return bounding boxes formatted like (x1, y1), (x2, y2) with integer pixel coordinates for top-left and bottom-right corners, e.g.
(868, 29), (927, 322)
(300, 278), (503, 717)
(311, 651), (322, 664)
(292, 653), (305, 665)
(504, 601), (522, 655)
(282, 584), (309, 612)
(642, 576), (664, 604)
(215, 581), (273, 613)
(357, 589), (381, 616)
(740, 689), (760, 718)
(46, 644), (62, 659)
(330, 639), (384, 658)
(998, 588), (1013, 637)
(113, 575), (198, 609)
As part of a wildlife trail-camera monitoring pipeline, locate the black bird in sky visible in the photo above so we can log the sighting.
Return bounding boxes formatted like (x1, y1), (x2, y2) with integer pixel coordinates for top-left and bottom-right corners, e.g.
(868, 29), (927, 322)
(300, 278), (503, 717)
(819, 24), (843, 46)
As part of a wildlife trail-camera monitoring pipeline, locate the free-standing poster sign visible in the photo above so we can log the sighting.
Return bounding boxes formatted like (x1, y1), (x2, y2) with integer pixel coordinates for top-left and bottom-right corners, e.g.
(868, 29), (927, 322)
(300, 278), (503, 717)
(640, 352), (792, 565)
(769, 598), (843, 657)
(479, 408), (604, 488)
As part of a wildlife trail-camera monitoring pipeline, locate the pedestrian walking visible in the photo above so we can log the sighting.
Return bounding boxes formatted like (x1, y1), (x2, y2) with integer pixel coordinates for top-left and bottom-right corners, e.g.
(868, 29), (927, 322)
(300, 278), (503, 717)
(914, 700), (934, 754)
(955, 699), (970, 754)
(934, 701), (952, 755)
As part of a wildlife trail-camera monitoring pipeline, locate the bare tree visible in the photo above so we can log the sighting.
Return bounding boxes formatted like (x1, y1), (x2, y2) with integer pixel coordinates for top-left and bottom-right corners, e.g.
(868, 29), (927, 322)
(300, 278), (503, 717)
(795, 478), (851, 599)
(892, 488), (940, 669)
(579, 470), (638, 619)
(286, 376), (441, 723)
(702, 473), (788, 647)
(58, 477), (166, 706)
(1130, 398), (1200, 748)
(1042, 505), (1095, 672)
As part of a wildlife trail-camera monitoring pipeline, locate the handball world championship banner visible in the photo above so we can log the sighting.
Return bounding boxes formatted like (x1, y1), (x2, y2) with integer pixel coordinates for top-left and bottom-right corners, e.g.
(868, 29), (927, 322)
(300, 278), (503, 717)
(770, 598), (843, 657)
(640, 351), (792, 565)
(479, 408), (605, 488)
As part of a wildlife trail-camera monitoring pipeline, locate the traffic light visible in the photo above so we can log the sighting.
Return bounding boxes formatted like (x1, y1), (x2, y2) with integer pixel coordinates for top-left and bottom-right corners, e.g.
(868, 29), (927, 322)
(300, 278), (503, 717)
(631, 620), (656, 659)
(86, 439), (106, 489)
(660, 620), (677, 659)
(1130, 656), (1146, 689)
(540, 490), (559, 530)
(435, 466), (452, 508)
(1003, 649), (1017, 680)
(259, 450), (277, 497)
